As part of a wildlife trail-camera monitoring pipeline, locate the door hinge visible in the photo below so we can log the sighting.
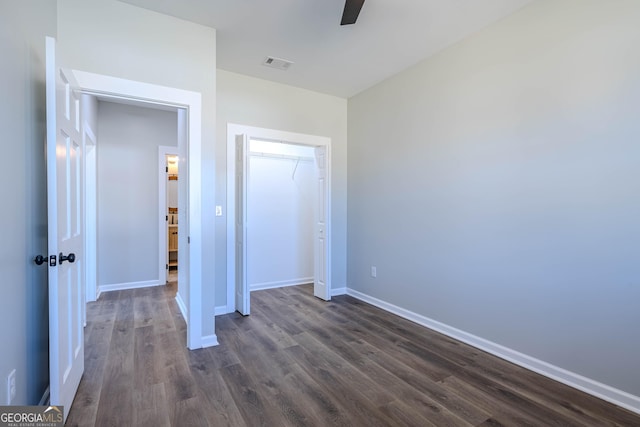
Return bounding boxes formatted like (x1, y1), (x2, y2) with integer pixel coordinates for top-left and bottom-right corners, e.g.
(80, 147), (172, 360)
(166, 215), (168, 221)
(166, 166), (168, 173)
(166, 264), (169, 270)
(188, 236), (190, 244)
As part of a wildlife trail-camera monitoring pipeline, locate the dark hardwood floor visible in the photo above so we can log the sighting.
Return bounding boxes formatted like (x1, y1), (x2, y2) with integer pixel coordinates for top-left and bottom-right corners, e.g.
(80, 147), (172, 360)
(66, 282), (640, 426)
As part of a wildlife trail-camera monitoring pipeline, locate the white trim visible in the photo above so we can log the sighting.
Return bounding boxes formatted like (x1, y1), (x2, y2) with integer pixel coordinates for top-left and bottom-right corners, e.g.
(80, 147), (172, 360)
(98, 280), (162, 294)
(38, 386), (50, 407)
(201, 334), (219, 348)
(215, 306), (231, 316)
(346, 288), (640, 415)
(331, 287), (347, 296)
(83, 122), (97, 145)
(73, 70), (204, 350)
(250, 277), (314, 291)
(83, 125), (97, 306)
(226, 123), (333, 314)
(175, 292), (188, 324)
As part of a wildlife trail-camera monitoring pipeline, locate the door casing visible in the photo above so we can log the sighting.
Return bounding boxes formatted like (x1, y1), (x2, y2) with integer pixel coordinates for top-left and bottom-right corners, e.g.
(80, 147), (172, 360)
(74, 70), (207, 349)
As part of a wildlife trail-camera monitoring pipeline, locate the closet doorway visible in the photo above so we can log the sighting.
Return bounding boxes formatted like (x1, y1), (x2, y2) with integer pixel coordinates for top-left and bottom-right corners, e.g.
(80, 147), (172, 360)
(226, 124), (332, 315)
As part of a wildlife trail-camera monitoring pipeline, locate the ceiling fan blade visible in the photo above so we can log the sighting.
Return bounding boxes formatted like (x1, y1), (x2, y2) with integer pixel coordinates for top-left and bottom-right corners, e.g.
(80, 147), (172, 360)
(341, 0), (365, 25)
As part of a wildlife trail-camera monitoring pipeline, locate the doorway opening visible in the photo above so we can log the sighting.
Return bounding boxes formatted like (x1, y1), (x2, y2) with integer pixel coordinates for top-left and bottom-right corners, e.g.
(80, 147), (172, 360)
(167, 154), (179, 279)
(158, 146), (180, 283)
(226, 124), (332, 316)
(159, 148), (180, 286)
(87, 101), (180, 294)
(74, 69), (205, 349)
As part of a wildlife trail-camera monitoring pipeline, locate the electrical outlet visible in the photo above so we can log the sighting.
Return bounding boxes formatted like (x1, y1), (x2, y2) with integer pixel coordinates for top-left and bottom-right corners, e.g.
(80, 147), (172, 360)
(7, 369), (16, 405)
(370, 266), (377, 278)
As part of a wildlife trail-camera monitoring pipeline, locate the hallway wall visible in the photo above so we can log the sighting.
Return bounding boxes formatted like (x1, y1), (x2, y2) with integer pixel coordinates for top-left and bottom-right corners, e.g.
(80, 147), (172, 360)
(97, 102), (177, 290)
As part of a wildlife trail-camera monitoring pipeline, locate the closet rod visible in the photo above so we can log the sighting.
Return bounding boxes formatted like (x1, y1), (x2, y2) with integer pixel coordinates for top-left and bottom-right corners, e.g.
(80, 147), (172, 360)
(249, 151), (313, 162)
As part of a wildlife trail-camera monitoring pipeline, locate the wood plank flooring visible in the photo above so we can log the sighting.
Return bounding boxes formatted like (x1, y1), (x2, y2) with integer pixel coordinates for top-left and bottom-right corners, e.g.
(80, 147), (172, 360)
(65, 283), (640, 426)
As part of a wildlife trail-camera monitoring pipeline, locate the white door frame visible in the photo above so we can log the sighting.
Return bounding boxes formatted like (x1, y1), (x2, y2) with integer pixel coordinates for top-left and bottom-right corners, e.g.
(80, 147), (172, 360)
(83, 126), (97, 313)
(226, 123), (332, 313)
(74, 70), (204, 350)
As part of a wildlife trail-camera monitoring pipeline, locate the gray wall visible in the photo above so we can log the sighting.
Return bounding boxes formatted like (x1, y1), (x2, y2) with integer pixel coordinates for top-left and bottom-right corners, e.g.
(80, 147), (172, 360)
(97, 102), (177, 288)
(0, 1), (56, 405)
(348, 0), (640, 396)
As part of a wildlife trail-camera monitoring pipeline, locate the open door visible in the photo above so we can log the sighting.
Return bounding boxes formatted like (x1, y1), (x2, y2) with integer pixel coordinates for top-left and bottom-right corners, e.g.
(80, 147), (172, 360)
(235, 134), (250, 315)
(314, 146), (330, 301)
(45, 37), (84, 420)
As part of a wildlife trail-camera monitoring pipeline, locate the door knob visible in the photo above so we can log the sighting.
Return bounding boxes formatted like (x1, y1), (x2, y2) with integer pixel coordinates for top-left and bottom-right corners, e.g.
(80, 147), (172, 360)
(59, 252), (76, 264)
(34, 255), (57, 267)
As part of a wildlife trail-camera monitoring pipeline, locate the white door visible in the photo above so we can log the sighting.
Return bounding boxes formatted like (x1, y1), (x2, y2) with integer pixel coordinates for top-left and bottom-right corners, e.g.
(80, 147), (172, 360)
(235, 134), (250, 315)
(45, 37), (84, 420)
(314, 146), (330, 300)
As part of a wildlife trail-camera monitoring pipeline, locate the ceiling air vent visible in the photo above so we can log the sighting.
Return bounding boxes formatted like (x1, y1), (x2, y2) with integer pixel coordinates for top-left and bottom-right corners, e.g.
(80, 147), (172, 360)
(262, 56), (293, 71)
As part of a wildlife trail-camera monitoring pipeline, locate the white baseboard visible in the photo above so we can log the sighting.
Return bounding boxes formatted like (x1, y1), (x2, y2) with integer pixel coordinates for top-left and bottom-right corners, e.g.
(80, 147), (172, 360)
(98, 279), (162, 294)
(38, 386), (50, 406)
(201, 334), (219, 348)
(250, 277), (313, 291)
(331, 287), (347, 296)
(175, 292), (188, 325)
(215, 305), (232, 316)
(346, 288), (640, 415)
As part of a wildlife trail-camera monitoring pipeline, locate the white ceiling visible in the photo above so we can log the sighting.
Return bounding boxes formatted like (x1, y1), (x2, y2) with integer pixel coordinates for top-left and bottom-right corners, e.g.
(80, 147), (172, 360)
(118, 0), (533, 98)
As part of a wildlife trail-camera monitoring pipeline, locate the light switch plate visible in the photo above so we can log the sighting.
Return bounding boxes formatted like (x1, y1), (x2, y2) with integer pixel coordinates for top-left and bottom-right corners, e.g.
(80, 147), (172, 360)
(215, 206), (222, 217)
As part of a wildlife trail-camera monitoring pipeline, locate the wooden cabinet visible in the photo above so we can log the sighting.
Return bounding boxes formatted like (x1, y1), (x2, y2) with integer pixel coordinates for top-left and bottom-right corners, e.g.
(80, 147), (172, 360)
(168, 224), (178, 269)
